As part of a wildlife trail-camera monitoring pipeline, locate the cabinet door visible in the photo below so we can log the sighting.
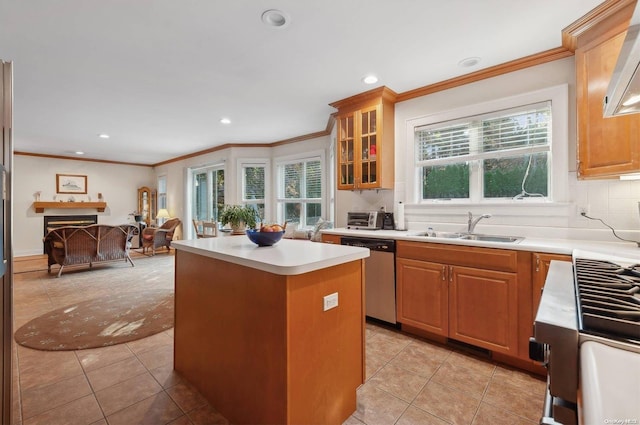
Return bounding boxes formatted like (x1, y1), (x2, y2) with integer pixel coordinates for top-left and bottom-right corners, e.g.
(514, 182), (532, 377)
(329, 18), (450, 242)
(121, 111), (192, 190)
(321, 234), (341, 244)
(532, 253), (572, 318)
(357, 105), (380, 189)
(337, 113), (356, 189)
(449, 266), (518, 355)
(396, 258), (448, 336)
(577, 30), (640, 178)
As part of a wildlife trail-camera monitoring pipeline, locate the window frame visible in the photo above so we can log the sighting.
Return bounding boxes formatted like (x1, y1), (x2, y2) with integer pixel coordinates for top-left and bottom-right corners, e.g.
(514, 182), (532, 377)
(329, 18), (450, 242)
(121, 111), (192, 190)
(275, 150), (326, 229)
(238, 159), (270, 222)
(405, 84), (569, 205)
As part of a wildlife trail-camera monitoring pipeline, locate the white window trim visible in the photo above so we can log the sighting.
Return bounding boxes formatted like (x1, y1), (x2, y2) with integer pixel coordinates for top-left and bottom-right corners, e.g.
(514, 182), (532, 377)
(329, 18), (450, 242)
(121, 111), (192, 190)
(274, 149), (327, 228)
(405, 84), (569, 205)
(237, 158), (271, 220)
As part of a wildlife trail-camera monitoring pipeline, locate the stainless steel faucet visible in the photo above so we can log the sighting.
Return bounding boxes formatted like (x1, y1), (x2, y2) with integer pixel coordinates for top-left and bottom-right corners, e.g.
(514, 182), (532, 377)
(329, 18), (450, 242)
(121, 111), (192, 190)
(467, 212), (491, 233)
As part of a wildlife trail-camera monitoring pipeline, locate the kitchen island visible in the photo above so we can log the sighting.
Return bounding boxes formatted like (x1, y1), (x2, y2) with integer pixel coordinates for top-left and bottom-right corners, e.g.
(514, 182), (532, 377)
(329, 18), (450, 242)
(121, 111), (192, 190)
(171, 237), (369, 425)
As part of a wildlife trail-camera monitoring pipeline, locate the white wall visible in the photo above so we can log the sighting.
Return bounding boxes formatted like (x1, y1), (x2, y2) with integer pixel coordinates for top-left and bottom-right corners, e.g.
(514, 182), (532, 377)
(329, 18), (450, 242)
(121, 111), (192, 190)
(333, 57), (640, 243)
(15, 155), (155, 256)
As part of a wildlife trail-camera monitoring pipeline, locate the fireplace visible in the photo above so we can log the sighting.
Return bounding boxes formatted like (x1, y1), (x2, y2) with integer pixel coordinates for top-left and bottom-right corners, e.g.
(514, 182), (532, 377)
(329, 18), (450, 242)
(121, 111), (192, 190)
(43, 215), (98, 252)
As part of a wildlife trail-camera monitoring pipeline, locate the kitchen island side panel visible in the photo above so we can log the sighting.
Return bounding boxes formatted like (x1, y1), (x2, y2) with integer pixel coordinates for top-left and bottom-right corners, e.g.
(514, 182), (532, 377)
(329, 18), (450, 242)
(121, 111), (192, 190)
(174, 250), (288, 424)
(174, 249), (365, 425)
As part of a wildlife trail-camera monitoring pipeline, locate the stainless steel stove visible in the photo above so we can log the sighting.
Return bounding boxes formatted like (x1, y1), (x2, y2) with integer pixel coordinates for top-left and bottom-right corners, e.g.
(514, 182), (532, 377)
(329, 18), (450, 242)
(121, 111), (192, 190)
(530, 250), (640, 425)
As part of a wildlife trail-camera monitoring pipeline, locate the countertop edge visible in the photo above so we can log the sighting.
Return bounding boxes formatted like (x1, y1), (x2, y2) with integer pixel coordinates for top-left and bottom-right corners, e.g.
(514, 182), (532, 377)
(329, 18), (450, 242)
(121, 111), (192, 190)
(321, 228), (640, 258)
(171, 238), (369, 275)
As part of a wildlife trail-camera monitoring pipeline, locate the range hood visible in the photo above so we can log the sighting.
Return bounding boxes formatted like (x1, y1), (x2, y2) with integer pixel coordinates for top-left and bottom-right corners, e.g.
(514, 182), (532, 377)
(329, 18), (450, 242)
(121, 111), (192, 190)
(603, 3), (640, 116)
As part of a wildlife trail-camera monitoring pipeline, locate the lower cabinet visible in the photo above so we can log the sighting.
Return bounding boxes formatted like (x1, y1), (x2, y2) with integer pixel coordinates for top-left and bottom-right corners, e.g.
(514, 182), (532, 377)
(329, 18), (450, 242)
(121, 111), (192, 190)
(321, 234), (342, 244)
(396, 241), (530, 361)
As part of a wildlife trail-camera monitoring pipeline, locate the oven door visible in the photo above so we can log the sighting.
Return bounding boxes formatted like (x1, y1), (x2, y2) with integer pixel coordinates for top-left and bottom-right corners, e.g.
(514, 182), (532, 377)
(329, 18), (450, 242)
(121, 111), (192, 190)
(580, 340), (640, 424)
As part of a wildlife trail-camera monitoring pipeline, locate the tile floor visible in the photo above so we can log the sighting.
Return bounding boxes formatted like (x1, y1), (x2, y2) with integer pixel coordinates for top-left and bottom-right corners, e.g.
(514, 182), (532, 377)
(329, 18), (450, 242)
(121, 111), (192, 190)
(11, 253), (546, 425)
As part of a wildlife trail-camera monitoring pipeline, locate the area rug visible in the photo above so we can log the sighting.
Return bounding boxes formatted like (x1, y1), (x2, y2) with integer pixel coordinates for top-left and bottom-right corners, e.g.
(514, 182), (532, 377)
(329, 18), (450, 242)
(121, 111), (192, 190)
(14, 289), (174, 351)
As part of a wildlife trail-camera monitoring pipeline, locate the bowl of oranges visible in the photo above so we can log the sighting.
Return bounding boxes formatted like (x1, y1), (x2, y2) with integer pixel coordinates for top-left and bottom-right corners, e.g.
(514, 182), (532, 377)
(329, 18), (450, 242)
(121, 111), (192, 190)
(246, 223), (285, 246)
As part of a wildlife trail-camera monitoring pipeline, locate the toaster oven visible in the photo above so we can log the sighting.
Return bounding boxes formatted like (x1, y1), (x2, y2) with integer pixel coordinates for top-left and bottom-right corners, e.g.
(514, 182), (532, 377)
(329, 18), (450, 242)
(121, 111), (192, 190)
(347, 211), (383, 230)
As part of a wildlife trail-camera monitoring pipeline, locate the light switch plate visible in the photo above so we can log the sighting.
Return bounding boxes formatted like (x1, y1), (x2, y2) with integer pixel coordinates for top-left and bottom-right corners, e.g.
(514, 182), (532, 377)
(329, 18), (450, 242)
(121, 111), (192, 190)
(323, 292), (338, 311)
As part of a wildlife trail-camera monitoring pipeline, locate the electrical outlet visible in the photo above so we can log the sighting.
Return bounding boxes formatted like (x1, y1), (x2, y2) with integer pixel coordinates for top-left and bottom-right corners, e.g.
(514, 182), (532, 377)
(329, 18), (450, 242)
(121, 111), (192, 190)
(578, 205), (589, 216)
(323, 292), (338, 311)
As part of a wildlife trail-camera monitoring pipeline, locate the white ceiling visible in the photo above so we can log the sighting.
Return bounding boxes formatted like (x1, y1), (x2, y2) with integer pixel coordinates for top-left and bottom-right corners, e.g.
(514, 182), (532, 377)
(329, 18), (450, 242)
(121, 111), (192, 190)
(0, 0), (603, 165)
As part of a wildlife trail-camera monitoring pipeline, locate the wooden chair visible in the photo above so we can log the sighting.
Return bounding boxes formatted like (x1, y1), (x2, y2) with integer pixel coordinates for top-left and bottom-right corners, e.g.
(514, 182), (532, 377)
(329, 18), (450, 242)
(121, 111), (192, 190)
(193, 220), (217, 238)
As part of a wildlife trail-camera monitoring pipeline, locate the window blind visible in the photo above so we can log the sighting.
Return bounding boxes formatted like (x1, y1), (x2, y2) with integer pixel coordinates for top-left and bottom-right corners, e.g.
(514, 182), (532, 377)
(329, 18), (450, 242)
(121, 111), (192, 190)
(416, 101), (551, 166)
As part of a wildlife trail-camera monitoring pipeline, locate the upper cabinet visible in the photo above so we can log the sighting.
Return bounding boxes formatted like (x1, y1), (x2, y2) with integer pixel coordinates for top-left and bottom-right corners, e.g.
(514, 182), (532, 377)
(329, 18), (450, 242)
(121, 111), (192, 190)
(566, 0), (640, 178)
(330, 87), (396, 190)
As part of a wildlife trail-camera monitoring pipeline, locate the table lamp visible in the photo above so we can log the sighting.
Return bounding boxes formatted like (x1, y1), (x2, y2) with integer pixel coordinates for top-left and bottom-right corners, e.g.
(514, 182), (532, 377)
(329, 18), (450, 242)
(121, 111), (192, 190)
(156, 208), (170, 226)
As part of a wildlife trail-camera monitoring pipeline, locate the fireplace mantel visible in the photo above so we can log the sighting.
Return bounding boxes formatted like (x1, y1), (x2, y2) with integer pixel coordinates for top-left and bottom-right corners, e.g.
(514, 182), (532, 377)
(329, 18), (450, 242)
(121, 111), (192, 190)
(33, 202), (107, 213)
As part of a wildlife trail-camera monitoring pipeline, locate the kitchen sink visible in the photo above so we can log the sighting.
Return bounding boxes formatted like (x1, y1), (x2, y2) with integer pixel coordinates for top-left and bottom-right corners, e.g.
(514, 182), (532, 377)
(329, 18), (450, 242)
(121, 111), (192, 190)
(421, 231), (466, 239)
(415, 231), (523, 243)
(460, 234), (523, 243)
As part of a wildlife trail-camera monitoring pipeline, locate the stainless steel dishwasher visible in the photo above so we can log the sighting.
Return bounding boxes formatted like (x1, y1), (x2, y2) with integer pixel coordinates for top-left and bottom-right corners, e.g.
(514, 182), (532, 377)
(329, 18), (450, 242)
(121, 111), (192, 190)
(341, 237), (396, 324)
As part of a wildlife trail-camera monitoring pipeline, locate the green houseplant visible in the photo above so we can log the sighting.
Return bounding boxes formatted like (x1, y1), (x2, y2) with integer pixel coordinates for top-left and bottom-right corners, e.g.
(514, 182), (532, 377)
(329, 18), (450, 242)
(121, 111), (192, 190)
(219, 204), (258, 234)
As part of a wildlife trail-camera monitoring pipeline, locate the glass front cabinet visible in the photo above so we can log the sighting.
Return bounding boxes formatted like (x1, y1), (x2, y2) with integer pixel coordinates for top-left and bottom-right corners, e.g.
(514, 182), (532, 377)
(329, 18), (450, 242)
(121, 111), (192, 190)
(332, 87), (395, 190)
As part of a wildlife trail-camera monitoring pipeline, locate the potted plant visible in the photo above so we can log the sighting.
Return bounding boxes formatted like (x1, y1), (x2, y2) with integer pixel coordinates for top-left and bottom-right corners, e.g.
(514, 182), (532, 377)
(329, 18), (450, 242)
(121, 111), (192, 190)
(219, 204), (258, 234)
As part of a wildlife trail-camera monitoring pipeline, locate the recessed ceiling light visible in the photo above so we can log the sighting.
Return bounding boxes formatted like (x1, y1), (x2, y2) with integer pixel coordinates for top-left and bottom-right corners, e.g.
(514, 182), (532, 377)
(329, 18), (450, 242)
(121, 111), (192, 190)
(261, 9), (289, 28)
(75, 151), (84, 155)
(362, 75), (378, 85)
(458, 57), (481, 68)
(98, 133), (110, 139)
(220, 118), (231, 125)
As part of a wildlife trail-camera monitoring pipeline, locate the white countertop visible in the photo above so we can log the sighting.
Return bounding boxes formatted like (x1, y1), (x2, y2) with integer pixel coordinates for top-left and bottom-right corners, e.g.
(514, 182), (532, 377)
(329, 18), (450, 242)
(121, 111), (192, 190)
(171, 236), (369, 276)
(322, 228), (640, 258)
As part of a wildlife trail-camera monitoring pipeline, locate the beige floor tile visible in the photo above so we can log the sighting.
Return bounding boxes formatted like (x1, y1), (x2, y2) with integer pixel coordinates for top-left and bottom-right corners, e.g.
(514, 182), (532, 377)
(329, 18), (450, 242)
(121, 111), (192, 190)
(167, 414), (194, 425)
(105, 392), (183, 425)
(483, 379), (544, 423)
(75, 343), (134, 372)
(126, 330), (174, 355)
(367, 363), (429, 402)
(353, 382), (410, 425)
(396, 406), (450, 425)
(342, 414), (365, 425)
(136, 344), (173, 370)
(412, 381), (481, 425)
(365, 351), (388, 380)
(389, 341), (450, 378)
(89, 420), (108, 425)
(21, 374), (92, 419)
(447, 351), (496, 377)
(491, 365), (546, 396)
(95, 372), (162, 416)
(366, 333), (411, 362)
(471, 402), (537, 425)
(149, 363), (185, 389)
(86, 356), (147, 392)
(431, 360), (491, 397)
(22, 394), (103, 425)
(166, 381), (208, 413)
(186, 404), (230, 425)
(18, 349), (84, 391)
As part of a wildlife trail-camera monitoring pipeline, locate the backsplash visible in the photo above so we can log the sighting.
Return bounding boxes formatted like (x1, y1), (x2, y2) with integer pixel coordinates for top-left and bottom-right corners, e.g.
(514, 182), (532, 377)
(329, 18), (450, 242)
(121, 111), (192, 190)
(338, 173), (640, 244)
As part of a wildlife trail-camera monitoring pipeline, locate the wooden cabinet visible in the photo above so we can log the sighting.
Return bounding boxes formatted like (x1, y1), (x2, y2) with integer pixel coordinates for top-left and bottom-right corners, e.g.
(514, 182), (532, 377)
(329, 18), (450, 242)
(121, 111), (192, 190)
(572, 1), (640, 178)
(396, 241), (526, 356)
(137, 186), (157, 227)
(330, 87), (396, 190)
(321, 234), (341, 244)
(532, 253), (572, 318)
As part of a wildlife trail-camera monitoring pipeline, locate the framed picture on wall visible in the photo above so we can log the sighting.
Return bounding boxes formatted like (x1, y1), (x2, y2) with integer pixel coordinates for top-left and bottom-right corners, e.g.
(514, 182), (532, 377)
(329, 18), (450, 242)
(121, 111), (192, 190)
(56, 174), (87, 194)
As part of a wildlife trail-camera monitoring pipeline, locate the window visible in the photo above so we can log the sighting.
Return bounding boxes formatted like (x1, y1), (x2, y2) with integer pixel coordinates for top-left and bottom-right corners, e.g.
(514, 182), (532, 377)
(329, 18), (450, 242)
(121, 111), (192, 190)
(192, 165), (224, 222)
(242, 164), (266, 220)
(157, 175), (167, 210)
(409, 85), (568, 204)
(276, 156), (323, 228)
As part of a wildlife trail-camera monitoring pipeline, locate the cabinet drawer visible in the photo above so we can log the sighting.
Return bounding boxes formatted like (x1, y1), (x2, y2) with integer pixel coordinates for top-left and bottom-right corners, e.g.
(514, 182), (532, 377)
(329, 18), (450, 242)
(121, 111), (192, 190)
(396, 241), (518, 273)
